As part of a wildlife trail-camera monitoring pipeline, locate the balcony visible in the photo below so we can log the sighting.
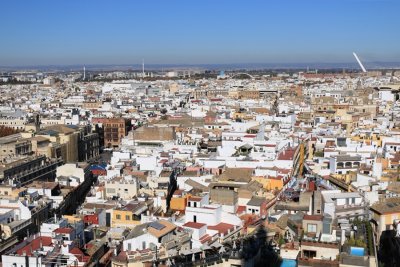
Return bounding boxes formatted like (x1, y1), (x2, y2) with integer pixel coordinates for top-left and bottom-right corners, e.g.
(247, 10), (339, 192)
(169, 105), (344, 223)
(335, 203), (366, 212)
(8, 158), (63, 185)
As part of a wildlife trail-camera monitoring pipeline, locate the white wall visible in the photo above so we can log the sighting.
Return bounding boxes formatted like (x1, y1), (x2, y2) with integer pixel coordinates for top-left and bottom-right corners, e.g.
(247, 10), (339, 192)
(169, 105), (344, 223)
(136, 156), (158, 171)
(111, 151), (131, 165)
(379, 90), (394, 102)
(123, 233), (158, 251)
(40, 218), (68, 237)
(56, 164), (85, 183)
(2, 255), (43, 267)
(185, 205), (221, 225)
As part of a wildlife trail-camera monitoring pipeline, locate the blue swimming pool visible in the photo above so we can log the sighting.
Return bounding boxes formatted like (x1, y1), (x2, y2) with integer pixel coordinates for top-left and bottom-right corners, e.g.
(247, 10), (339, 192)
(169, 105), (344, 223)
(350, 246), (365, 256)
(281, 259), (296, 267)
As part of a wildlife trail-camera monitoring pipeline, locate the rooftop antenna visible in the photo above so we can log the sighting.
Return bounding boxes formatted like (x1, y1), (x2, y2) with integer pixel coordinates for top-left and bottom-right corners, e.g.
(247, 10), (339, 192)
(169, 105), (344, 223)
(353, 52), (367, 73)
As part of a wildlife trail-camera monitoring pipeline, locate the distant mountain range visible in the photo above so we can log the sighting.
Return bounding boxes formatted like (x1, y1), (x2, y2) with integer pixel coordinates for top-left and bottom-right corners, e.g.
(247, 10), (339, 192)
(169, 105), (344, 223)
(1, 62), (400, 72)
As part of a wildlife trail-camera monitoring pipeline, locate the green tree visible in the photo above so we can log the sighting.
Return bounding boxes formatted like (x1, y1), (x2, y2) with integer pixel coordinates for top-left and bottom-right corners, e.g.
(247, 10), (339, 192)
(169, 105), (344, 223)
(278, 235), (285, 246)
(348, 237), (356, 246)
(355, 238), (366, 248)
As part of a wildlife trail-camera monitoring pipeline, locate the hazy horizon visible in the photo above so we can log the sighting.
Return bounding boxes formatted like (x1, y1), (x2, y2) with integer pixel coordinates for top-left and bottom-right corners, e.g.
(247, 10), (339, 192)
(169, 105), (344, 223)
(1, 0), (399, 66)
(1, 61), (400, 72)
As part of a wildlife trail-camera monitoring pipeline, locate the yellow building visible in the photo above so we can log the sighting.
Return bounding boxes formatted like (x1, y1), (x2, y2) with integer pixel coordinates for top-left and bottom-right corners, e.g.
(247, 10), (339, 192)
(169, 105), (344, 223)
(370, 198), (400, 240)
(374, 157), (399, 182)
(238, 90), (260, 99)
(0, 185), (27, 200)
(232, 111), (254, 121)
(37, 125), (79, 163)
(228, 90), (240, 99)
(82, 101), (102, 110)
(168, 83), (180, 94)
(63, 215), (83, 224)
(111, 203), (148, 228)
(351, 132), (383, 147)
(334, 109), (354, 132)
(252, 176), (284, 191)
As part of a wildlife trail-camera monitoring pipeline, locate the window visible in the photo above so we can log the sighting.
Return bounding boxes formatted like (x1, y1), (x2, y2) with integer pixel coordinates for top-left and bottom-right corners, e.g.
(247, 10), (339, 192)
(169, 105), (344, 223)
(303, 250), (317, 259)
(116, 214), (121, 220)
(193, 215), (197, 223)
(126, 215), (130, 220)
(127, 244), (131, 251)
(307, 224), (317, 233)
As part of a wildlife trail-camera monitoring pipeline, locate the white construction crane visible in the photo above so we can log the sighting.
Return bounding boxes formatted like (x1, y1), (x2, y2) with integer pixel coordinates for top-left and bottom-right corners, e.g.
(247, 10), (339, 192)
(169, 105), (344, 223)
(353, 52), (367, 73)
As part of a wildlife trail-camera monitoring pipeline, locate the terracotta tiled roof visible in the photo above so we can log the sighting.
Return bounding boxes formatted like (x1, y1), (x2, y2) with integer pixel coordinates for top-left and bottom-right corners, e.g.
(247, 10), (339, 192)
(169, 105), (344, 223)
(182, 222), (206, 229)
(236, 205), (246, 215)
(69, 247), (90, 262)
(188, 196), (202, 201)
(17, 236), (52, 256)
(277, 147), (297, 161)
(147, 220), (176, 238)
(208, 223), (235, 235)
(199, 234), (212, 244)
(53, 227), (74, 234)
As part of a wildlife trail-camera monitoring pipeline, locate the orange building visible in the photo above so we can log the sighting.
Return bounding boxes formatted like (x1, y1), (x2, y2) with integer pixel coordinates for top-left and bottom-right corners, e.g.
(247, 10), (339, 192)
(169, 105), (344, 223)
(252, 176), (284, 191)
(92, 118), (131, 148)
(170, 190), (191, 211)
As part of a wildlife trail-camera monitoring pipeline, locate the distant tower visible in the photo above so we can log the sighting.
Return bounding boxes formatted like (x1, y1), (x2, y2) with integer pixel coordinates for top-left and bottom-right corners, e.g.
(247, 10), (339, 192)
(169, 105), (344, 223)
(83, 66), (86, 80)
(142, 59), (145, 77)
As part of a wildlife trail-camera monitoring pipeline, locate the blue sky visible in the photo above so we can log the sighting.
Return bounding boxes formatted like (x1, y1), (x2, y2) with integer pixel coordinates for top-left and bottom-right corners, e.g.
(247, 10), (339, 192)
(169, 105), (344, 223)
(0, 0), (399, 66)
